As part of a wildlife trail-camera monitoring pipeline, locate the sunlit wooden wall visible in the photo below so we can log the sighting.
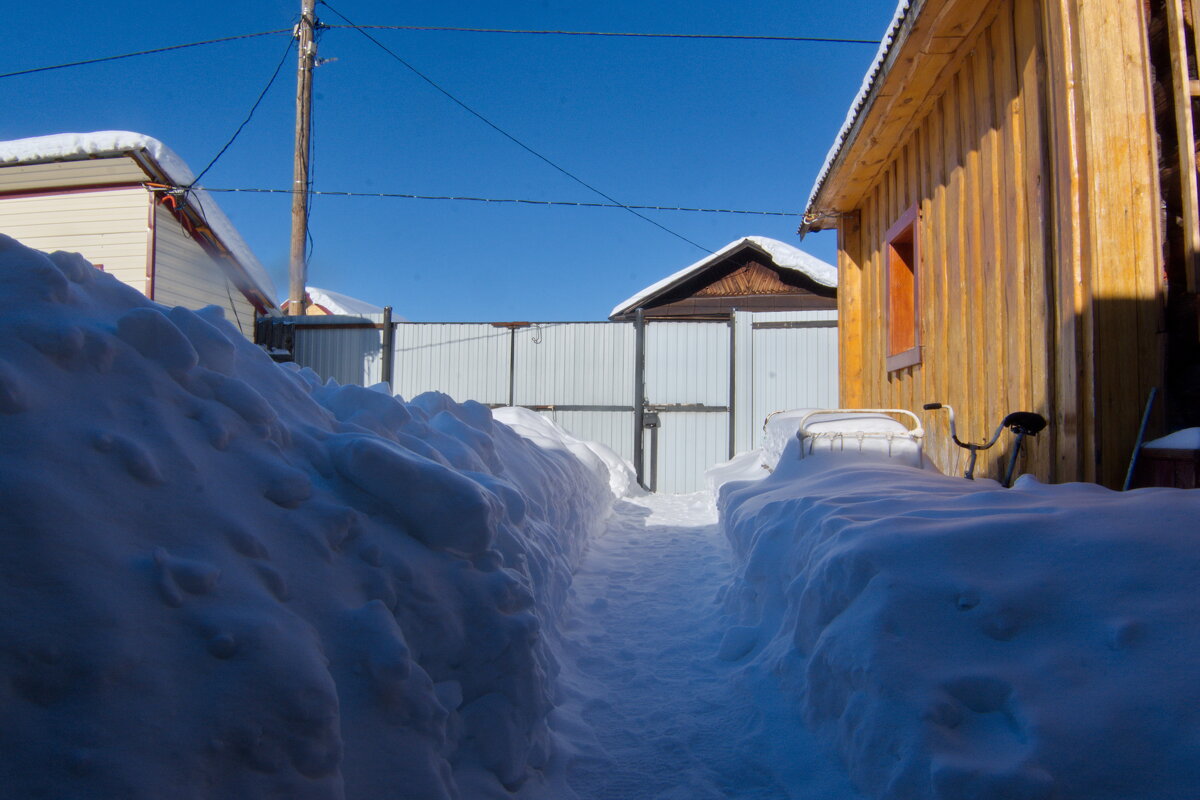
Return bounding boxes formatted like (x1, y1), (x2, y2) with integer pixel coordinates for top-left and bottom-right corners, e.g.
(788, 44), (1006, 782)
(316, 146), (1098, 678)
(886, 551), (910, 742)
(836, 0), (1163, 486)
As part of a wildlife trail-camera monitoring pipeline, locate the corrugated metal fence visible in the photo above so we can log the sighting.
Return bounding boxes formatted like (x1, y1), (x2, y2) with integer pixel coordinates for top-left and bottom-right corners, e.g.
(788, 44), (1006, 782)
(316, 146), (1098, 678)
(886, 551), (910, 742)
(287, 310), (837, 492)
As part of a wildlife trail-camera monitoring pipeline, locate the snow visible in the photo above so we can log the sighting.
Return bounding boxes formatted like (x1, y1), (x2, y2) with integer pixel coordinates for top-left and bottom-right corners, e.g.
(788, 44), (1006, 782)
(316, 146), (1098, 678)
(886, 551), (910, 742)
(304, 286), (388, 318)
(706, 409), (929, 495)
(0, 131), (277, 306)
(1144, 427), (1200, 450)
(804, 1), (912, 219)
(548, 492), (864, 800)
(719, 436), (1200, 800)
(0, 233), (619, 798)
(609, 236), (836, 318)
(4, 222), (1200, 799)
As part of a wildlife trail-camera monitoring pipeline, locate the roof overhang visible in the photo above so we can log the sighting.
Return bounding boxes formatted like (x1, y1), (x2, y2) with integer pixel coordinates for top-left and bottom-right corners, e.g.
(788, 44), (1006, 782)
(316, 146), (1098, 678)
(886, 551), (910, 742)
(609, 236), (836, 320)
(0, 132), (278, 313)
(800, 0), (994, 235)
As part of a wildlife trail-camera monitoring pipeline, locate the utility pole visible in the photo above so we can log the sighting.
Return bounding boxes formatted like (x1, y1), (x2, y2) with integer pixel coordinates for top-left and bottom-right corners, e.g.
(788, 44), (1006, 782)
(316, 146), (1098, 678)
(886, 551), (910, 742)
(288, 0), (317, 314)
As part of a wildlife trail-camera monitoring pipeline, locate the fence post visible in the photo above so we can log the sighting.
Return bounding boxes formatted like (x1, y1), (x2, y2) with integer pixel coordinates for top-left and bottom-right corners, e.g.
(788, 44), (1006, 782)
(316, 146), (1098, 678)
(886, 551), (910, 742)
(380, 306), (394, 390)
(634, 308), (647, 489)
(508, 327), (517, 407)
(727, 317), (736, 459)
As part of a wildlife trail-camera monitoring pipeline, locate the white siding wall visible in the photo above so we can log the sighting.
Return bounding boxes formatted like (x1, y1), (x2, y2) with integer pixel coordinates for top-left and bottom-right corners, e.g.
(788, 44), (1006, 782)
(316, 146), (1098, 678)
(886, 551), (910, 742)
(151, 206), (257, 338)
(0, 187), (150, 291)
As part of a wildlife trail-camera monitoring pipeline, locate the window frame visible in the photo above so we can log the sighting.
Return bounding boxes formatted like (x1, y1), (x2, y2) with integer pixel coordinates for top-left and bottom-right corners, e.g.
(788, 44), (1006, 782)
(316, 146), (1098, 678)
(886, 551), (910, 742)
(884, 205), (921, 372)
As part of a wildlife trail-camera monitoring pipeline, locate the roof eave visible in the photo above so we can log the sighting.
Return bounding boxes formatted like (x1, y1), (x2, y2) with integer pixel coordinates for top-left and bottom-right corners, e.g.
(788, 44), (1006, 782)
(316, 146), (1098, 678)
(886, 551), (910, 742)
(802, 0), (925, 232)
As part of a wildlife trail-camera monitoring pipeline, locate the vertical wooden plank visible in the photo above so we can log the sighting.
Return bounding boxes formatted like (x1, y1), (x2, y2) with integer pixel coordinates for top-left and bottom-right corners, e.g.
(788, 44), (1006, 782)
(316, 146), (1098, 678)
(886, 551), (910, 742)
(1074, 0), (1163, 486)
(1167, 0), (1200, 293)
(995, 0), (1041, 477)
(1041, 0), (1090, 482)
(869, 192), (881, 409)
(974, 33), (1005, 477)
(1014, 0), (1055, 480)
(941, 73), (964, 475)
(959, 54), (985, 457)
(916, 122), (936, 412)
(906, 133), (921, 418)
(929, 96), (953, 470)
(838, 211), (865, 408)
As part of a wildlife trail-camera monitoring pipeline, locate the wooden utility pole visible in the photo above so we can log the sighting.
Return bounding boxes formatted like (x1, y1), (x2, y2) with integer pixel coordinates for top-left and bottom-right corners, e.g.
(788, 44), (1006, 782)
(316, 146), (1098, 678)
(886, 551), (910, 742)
(288, 0), (317, 314)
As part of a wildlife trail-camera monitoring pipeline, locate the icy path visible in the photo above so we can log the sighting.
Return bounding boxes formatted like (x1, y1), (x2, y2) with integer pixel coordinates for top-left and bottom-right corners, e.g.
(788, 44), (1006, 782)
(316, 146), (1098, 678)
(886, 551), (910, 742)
(546, 492), (864, 800)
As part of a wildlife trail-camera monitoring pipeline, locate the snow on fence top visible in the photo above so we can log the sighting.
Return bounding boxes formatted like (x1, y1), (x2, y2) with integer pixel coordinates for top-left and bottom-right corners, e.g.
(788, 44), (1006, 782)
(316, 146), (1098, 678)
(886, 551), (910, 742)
(0, 130), (277, 305)
(610, 235), (837, 319)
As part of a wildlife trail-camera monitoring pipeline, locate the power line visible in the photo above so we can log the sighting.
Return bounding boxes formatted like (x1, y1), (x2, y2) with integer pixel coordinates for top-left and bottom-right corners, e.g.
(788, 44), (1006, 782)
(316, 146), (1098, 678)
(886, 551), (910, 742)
(189, 35), (297, 187)
(323, 24), (877, 45)
(0, 30), (292, 80)
(197, 186), (805, 216)
(318, 0), (712, 254)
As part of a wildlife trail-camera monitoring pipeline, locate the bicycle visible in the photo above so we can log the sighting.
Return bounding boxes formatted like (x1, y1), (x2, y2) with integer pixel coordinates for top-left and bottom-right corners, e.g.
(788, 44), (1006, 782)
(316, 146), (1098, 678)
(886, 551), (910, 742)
(922, 403), (1047, 487)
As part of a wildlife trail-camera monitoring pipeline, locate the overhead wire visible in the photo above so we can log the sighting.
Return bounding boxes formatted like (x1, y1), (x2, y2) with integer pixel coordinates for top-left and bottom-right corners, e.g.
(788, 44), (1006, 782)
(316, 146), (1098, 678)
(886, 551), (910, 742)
(188, 34), (297, 188)
(322, 25), (878, 45)
(317, 0), (712, 254)
(0, 24), (875, 83)
(197, 186), (805, 216)
(0, 30), (292, 80)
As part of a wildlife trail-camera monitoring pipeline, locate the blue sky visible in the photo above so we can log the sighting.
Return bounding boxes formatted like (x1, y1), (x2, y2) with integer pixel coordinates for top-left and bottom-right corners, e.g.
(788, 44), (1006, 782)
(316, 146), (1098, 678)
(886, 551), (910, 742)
(4, 0), (897, 321)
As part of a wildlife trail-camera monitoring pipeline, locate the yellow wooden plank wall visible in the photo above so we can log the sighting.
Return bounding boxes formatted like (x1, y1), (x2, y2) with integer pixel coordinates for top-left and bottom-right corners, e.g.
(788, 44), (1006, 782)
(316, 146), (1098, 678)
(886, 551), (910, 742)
(839, 0), (1162, 486)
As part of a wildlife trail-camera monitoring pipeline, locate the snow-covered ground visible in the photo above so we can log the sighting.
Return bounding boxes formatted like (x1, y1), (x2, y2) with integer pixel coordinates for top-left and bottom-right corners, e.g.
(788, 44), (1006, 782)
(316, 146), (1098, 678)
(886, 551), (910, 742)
(3, 229), (1200, 800)
(718, 440), (1200, 800)
(548, 492), (863, 800)
(0, 233), (617, 798)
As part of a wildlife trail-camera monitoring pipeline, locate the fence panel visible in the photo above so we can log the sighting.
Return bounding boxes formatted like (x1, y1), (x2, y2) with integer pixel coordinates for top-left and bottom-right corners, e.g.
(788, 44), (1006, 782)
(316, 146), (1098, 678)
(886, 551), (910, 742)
(642, 321), (732, 492)
(287, 312), (837, 494)
(392, 323), (510, 405)
(292, 315), (384, 388)
(513, 322), (634, 407)
(644, 321), (731, 407)
(740, 311), (840, 452)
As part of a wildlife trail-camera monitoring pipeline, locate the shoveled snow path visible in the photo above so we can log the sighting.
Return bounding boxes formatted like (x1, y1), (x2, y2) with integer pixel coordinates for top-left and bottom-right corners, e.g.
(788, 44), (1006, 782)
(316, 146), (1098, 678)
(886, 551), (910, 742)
(547, 492), (864, 800)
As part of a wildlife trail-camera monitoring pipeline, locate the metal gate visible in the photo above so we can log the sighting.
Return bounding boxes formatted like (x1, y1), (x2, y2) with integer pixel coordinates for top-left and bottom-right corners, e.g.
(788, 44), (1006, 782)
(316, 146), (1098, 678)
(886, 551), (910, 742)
(285, 310), (837, 493)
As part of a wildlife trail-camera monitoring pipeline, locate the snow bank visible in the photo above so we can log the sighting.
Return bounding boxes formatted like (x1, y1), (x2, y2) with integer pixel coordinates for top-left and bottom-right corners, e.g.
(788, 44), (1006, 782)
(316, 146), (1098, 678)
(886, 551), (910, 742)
(719, 441), (1200, 800)
(0, 233), (614, 798)
(706, 409), (928, 495)
(1144, 427), (1200, 450)
(493, 406), (640, 501)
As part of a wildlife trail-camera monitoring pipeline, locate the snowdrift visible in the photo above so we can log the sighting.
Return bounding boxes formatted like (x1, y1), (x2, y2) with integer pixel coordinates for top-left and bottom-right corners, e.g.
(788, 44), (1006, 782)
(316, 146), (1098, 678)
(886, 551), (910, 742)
(0, 234), (615, 798)
(719, 441), (1200, 800)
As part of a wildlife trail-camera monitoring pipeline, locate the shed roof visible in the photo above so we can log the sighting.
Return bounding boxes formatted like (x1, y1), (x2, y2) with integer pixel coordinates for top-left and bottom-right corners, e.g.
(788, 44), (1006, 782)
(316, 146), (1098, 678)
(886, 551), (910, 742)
(801, 0), (999, 233)
(802, 0), (913, 230)
(609, 236), (836, 319)
(0, 131), (277, 308)
(281, 286), (399, 318)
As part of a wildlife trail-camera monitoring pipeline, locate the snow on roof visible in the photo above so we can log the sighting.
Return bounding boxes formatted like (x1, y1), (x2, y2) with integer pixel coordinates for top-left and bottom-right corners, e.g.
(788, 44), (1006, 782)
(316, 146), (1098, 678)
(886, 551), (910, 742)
(610, 236), (836, 318)
(306, 286), (388, 317)
(0, 131), (277, 306)
(803, 1), (913, 222)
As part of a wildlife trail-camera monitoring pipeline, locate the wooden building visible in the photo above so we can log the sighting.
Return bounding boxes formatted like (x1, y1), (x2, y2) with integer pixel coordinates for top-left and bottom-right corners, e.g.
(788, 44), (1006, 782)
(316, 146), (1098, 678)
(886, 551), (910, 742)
(802, 0), (1200, 487)
(0, 131), (277, 337)
(609, 236), (836, 321)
